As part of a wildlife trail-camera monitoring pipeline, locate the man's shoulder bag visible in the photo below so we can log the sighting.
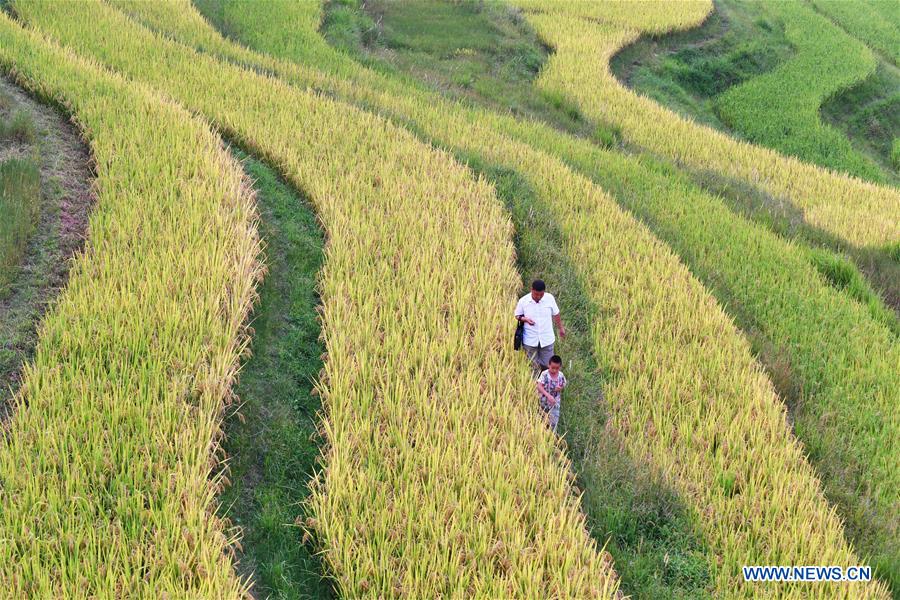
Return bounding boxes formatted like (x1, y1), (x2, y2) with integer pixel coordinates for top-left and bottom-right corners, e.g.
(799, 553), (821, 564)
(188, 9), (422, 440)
(514, 319), (525, 351)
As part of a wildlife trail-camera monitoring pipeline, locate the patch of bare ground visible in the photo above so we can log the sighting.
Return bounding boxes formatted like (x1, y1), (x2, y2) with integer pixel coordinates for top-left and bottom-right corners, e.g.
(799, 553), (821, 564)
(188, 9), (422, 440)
(0, 75), (94, 420)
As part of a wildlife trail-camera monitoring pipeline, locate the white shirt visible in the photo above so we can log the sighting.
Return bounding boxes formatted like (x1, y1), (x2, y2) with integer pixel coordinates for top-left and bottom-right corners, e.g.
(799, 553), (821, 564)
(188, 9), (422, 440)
(514, 292), (559, 347)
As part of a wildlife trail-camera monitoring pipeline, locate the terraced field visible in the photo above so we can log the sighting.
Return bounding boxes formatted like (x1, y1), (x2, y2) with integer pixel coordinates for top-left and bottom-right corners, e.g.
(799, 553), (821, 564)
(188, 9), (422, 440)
(715, 1), (881, 181)
(0, 0), (896, 598)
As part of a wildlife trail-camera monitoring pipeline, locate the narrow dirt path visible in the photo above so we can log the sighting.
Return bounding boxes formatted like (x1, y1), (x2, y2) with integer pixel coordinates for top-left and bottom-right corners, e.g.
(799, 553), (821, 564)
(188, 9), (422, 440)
(0, 75), (94, 420)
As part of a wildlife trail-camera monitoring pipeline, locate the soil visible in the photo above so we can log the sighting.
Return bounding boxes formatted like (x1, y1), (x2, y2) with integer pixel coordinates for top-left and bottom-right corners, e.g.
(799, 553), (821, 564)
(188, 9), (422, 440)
(0, 75), (95, 421)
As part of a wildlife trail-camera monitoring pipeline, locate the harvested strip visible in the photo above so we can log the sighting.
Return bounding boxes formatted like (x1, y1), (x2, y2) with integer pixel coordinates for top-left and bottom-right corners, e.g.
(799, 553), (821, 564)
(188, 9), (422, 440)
(97, 2), (892, 596)
(0, 75), (94, 419)
(0, 14), (261, 597)
(13, 0), (621, 596)
(511, 0), (900, 250)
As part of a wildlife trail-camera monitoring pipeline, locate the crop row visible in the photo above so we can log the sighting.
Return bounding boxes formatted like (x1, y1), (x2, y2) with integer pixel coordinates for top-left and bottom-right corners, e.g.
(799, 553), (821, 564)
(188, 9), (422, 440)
(511, 0), (900, 250)
(716, 0), (881, 181)
(98, 1), (895, 596)
(499, 3), (900, 584)
(0, 14), (262, 596)
(9, 0), (621, 596)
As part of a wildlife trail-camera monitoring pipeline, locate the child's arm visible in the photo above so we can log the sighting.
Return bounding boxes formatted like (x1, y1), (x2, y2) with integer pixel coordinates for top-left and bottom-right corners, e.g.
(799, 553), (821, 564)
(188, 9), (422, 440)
(537, 381), (555, 403)
(536, 381), (557, 406)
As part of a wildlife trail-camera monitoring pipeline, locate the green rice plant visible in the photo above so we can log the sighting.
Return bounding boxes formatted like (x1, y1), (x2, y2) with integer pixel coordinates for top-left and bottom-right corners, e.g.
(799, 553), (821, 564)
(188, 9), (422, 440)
(715, 1), (882, 182)
(811, 0), (900, 67)
(69, 1), (899, 596)
(0, 157), (40, 292)
(0, 14), (263, 596)
(8, 1), (621, 596)
(510, 0), (900, 250)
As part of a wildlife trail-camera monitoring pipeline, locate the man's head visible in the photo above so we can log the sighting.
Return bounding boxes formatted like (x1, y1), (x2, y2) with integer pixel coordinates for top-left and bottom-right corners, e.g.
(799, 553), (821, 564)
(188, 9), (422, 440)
(531, 279), (546, 302)
(548, 354), (562, 375)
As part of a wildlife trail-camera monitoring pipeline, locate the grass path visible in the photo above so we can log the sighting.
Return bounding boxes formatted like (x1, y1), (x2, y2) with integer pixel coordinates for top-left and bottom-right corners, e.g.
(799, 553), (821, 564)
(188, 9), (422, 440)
(217, 149), (333, 598)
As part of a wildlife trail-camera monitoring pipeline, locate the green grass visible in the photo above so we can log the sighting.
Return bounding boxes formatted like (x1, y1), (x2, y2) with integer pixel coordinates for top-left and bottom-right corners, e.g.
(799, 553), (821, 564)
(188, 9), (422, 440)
(0, 157), (40, 295)
(465, 156), (713, 600)
(811, 0), (900, 66)
(216, 148), (333, 599)
(0, 109), (36, 143)
(820, 60), (900, 178)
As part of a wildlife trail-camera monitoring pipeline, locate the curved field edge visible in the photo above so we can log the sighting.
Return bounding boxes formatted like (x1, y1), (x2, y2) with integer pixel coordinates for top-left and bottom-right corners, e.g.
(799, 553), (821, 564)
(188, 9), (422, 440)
(714, 1), (882, 183)
(512, 0), (900, 251)
(14, 1), (622, 596)
(100, 7), (883, 595)
(0, 15), (262, 597)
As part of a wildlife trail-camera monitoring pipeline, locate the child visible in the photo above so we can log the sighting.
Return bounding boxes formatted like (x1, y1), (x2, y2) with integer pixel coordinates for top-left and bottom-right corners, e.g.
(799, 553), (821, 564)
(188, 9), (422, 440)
(536, 355), (566, 433)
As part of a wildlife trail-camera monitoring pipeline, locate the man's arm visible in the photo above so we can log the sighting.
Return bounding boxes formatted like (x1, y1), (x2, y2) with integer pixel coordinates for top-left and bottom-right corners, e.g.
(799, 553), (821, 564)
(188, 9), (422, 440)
(553, 313), (566, 338)
(515, 299), (535, 325)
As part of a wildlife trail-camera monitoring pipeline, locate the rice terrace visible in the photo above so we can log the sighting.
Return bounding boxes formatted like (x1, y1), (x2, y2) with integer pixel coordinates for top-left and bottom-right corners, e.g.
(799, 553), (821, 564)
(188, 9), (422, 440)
(0, 0), (897, 597)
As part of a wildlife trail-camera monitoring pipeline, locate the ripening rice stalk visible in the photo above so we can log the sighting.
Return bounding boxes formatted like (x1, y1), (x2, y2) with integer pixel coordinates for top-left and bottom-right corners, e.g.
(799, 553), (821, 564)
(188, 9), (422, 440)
(0, 14), (262, 597)
(93, 1), (896, 596)
(9, 0), (621, 596)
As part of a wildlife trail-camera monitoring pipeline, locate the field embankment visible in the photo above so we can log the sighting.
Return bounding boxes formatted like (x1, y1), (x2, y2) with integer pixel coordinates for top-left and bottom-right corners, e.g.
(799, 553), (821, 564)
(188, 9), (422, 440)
(0, 14), (262, 596)
(95, 1), (897, 596)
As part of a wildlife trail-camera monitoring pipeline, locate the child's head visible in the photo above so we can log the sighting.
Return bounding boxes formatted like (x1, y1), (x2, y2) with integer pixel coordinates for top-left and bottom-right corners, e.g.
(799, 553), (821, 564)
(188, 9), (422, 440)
(548, 355), (562, 375)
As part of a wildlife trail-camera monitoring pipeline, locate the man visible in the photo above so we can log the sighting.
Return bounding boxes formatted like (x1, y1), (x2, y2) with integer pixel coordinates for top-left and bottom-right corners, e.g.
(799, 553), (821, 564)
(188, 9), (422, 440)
(514, 279), (565, 374)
